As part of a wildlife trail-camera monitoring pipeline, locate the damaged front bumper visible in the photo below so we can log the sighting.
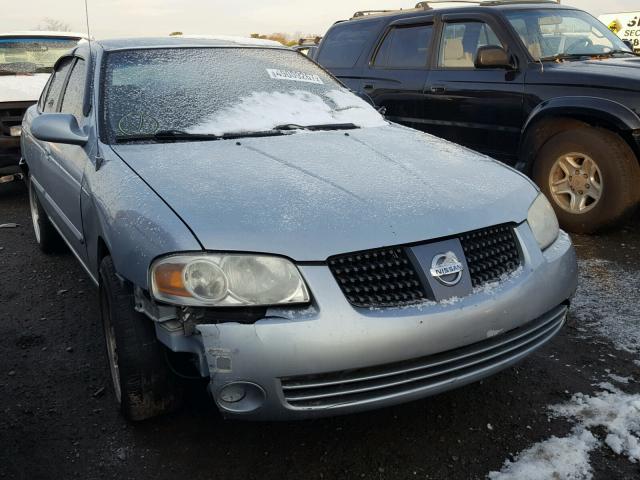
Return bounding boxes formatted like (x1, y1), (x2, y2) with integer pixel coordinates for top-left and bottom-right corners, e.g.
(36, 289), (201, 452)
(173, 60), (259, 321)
(154, 223), (577, 420)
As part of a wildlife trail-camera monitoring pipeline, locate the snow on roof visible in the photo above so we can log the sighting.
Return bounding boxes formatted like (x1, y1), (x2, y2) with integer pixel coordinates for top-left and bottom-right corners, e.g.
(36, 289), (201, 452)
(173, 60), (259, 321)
(0, 31), (89, 40)
(172, 34), (282, 47)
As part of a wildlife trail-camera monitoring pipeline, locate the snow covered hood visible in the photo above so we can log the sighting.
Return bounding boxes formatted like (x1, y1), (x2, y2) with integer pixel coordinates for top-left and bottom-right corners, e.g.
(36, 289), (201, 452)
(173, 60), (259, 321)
(112, 125), (538, 261)
(0, 74), (49, 103)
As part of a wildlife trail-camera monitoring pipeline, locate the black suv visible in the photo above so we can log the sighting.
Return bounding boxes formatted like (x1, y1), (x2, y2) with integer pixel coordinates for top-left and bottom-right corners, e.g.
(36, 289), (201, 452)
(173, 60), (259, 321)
(315, 0), (640, 233)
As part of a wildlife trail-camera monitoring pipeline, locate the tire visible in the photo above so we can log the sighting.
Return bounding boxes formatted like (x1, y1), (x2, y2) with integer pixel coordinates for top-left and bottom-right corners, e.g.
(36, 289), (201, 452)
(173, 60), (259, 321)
(27, 174), (66, 253)
(99, 256), (182, 421)
(532, 127), (640, 234)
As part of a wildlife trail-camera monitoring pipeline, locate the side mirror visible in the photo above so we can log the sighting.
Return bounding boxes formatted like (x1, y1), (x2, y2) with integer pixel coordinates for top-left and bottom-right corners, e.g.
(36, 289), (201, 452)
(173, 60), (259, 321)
(623, 39), (634, 51)
(307, 46), (318, 60)
(31, 113), (88, 146)
(474, 45), (513, 70)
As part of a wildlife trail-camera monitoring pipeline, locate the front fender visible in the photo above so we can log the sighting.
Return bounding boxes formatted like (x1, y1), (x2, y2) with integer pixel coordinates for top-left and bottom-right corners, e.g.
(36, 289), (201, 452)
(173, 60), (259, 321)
(82, 146), (203, 289)
(522, 96), (640, 133)
(517, 96), (640, 172)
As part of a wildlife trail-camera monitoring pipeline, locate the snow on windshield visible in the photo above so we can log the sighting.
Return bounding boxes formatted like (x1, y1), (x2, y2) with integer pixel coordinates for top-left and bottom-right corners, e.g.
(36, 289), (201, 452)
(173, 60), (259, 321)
(104, 47), (385, 140)
(188, 88), (386, 135)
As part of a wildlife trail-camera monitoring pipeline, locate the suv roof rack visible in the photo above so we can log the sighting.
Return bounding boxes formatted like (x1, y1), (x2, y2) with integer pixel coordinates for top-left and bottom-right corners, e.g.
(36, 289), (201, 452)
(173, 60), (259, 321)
(351, 0), (560, 18)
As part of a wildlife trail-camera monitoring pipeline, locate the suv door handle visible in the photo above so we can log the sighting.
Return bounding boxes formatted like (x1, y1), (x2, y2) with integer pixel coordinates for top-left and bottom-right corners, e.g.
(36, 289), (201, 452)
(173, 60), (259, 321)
(430, 85), (446, 93)
(363, 84), (374, 91)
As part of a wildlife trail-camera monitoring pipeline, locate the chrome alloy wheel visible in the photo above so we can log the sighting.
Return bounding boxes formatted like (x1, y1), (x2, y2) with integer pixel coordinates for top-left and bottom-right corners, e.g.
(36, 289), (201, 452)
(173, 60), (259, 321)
(549, 153), (603, 214)
(28, 181), (41, 243)
(101, 289), (122, 403)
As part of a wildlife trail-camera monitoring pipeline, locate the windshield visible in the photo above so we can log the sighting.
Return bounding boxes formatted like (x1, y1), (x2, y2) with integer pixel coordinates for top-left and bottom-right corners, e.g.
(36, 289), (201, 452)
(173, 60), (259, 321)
(103, 47), (386, 142)
(504, 9), (632, 60)
(0, 37), (80, 74)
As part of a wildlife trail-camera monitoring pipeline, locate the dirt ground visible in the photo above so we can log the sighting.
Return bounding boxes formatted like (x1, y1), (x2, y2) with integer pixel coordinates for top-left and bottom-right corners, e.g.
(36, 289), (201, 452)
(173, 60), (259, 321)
(1, 180), (639, 480)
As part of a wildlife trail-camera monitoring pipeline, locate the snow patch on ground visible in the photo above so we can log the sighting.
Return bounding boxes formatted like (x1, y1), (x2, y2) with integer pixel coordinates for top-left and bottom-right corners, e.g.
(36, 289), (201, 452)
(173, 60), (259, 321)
(572, 259), (640, 354)
(608, 373), (633, 384)
(188, 89), (386, 135)
(551, 390), (640, 463)
(488, 429), (597, 480)
(488, 388), (640, 479)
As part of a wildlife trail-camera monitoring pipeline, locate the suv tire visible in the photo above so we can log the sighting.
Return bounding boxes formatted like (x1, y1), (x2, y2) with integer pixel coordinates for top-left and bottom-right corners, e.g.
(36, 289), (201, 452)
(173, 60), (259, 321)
(533, 127), (640, 234)
(99, 256), (182, 421)
(28, 174), (66, 253)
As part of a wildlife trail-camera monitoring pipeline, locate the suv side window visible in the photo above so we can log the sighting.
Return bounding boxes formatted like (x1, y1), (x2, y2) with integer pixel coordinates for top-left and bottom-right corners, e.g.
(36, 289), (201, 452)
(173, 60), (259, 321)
(438, 21), (504, 68)
(317, 20), (383, 68)
(374, 24), (433, 68)
(43, 57), (74, 113)
(61, 59), (87, 120)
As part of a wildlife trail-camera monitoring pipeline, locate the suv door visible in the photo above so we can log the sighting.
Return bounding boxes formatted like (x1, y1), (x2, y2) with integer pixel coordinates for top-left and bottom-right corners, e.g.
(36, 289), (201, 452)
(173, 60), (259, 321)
(360, 19), (435, 130)
(35, 56), (90, 260)
(425, 14), (525, 163)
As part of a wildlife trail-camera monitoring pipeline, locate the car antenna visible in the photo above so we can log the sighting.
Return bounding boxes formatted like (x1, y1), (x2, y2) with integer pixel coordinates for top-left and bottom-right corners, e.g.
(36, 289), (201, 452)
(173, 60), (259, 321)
(84, 0), (103, 170)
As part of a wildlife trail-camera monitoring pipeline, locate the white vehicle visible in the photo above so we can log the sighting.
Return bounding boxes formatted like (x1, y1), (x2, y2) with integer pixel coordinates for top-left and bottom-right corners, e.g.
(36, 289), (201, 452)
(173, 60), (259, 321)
(0, 31), (86, 175)
(599, 12), (640, 52)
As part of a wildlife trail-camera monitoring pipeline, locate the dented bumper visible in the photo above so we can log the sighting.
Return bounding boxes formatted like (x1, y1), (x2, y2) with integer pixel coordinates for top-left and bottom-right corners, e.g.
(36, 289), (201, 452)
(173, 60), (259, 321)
(159, 224), (577, 420)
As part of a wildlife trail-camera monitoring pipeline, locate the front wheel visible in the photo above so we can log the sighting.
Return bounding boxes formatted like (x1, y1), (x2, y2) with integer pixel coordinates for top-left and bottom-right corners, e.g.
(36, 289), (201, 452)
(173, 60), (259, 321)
(99, 256), (182, 421)
(532, 127), (640, 234)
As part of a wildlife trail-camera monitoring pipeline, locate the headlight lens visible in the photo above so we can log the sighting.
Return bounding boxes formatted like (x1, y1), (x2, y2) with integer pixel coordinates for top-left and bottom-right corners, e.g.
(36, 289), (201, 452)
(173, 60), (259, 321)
(150, 254), (310, 307)
(527, 193), (559, 250)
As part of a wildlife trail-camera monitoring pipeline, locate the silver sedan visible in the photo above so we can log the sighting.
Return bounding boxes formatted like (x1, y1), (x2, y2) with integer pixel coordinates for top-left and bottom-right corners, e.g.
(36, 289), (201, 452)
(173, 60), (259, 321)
(20, 36), (577, 421)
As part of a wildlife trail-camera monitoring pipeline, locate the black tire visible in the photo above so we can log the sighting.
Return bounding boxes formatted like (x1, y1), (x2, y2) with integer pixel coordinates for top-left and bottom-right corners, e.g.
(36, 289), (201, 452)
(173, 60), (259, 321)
(27, 174), (66, 253)
(532, 127), (640, 234)
(99, 256), (182, 421)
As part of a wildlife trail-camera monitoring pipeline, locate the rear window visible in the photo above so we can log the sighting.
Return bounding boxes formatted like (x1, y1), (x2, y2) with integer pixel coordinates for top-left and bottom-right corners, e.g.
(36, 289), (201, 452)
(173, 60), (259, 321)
(317, 20), (383, 68)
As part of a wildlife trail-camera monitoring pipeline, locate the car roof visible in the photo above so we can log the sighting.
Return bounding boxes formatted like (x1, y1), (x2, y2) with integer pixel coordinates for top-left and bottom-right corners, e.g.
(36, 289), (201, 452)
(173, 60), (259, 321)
(96, 36), (286, 52)
(343, 1), (577, 23)
(0, 30), (89, 39)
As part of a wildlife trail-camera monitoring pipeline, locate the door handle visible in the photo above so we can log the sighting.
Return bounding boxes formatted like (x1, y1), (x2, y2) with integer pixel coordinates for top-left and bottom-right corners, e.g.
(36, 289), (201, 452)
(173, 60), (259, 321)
(430, 85), (446, 94)
(43, 144), (51, 156)
(363, 84), (374, 91)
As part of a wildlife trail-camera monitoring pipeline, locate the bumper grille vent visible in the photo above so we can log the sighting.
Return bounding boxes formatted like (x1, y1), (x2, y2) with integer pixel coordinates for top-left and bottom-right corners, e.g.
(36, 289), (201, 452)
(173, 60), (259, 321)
(327, 247), (426, 308)
(460, 225), (521, 288)
(328, 224), (521, 308)
(0, 104), (31, 137)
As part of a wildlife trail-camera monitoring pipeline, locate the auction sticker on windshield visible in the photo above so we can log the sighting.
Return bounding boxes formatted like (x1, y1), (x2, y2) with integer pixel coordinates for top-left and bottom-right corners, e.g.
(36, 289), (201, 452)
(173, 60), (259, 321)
(266, 68), (324, 84)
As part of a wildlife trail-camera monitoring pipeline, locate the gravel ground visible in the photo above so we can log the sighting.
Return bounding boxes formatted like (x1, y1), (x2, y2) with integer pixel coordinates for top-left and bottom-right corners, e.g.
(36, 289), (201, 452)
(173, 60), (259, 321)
(1, 180), (639, 480)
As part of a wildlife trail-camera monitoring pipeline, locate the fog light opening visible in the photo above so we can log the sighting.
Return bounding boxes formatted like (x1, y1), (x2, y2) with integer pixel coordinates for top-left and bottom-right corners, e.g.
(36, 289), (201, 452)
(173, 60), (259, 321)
(219, 383), (247, 403)
(215, 381), (266, 413)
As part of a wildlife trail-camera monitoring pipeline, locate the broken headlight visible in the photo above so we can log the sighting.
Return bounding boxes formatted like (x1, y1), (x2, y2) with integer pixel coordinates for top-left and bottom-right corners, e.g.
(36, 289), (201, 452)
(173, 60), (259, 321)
(150, 253), (310, 307)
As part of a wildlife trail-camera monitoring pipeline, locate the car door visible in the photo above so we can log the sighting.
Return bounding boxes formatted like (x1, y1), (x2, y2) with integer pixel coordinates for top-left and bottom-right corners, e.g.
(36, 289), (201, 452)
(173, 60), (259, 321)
(37, 56), (90, 260)
(424, 14), (525, 163)
(27, 56), (74, 226)
(360, 19), (435, 131)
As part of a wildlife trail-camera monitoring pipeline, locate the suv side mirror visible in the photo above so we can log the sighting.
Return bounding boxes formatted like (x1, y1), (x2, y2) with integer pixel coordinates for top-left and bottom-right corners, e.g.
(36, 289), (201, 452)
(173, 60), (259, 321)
(307, 46), (319, 60)
(474, 45), (513, 70)
(31, 113), (88, 146)
(623, 39), (634, 51)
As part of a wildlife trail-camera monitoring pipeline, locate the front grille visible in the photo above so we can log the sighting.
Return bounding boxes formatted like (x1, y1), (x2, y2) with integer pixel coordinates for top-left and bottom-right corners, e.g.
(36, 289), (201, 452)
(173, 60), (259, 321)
(329, 224), (521, 308)
(327, 247), (427, 308)
(281, 305), (567, 409)
(460, 224), (521, 288)
(0, 105), (30, 136)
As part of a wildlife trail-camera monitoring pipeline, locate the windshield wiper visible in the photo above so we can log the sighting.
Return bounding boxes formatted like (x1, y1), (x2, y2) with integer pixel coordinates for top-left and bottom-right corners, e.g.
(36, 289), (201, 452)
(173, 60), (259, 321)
(115, 129), (287, 143)
(597, 49), (640, 57)
(539, 53), (590, 62)
(274, 123), (359, 131)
